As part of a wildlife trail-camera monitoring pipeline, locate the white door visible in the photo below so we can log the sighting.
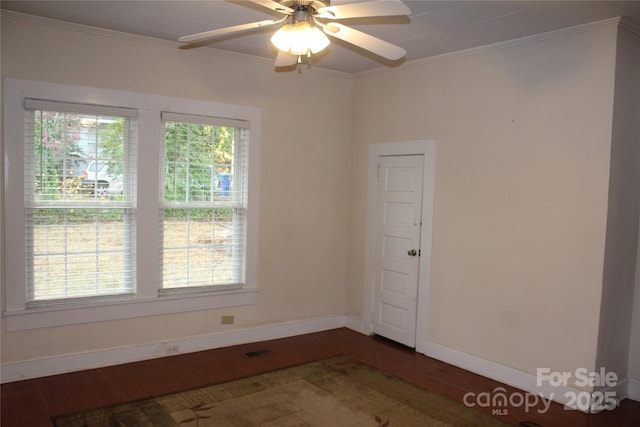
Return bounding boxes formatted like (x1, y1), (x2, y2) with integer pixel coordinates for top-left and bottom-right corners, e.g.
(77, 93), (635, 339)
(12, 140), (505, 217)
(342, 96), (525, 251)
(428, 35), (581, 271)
(372, 155), (424, 347)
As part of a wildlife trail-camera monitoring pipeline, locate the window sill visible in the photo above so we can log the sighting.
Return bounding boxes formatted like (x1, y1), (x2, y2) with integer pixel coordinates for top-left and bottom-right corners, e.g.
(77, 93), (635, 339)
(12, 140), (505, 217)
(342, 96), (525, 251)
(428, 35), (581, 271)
(3, 288), (258, 332)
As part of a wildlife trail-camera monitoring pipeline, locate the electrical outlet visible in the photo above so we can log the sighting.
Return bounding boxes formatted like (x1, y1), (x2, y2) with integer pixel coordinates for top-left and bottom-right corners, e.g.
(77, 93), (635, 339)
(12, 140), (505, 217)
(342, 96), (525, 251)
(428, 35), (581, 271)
(166, 344), (179, 355)
(221, 315), (234, 325)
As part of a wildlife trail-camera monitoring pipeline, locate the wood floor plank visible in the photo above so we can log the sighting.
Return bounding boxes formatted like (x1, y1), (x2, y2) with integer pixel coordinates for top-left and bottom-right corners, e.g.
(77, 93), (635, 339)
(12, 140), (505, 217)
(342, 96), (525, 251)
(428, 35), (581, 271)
(2, 328), (639, 426)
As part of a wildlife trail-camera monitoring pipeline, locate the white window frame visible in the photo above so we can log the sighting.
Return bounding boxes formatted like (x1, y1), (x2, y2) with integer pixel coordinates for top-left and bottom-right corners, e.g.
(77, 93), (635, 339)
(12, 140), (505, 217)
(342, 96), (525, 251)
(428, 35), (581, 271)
(3, 79), (261, 331)
(159, 112), (250, 292)
(23, 98), (138, 305)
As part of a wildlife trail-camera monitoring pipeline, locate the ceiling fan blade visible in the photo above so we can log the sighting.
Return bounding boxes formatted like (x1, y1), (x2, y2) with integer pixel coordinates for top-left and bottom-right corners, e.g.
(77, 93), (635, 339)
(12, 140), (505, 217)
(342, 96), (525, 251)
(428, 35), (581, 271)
(250, 0), (294, 14)
(178, 18), (285, 44)
(275, 50), (298, 67)
(322, 22), (406, 61)
(317, 0), (411, 20)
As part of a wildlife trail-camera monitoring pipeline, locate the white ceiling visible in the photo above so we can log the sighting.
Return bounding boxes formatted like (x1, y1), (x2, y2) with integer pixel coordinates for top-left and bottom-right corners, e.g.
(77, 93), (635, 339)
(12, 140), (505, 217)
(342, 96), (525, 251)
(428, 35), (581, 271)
(3, 0), (640, 74)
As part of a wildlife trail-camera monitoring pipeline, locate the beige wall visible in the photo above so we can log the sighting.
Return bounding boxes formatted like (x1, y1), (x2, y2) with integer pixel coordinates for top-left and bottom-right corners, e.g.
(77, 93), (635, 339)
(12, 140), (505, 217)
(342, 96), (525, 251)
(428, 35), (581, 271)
(1, 15), (353, 363)
(349, 25), (620, 382)
(2, 11), (638, 395)
(631, 215), (640, 391)
(597, 25), (640, 386)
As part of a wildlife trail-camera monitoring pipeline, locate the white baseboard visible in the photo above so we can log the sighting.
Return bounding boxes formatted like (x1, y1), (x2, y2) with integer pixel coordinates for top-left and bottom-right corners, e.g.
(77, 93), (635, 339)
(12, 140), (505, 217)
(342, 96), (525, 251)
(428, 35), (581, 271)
(419, 339), (629, 414)
(6, 319), (638, 413)
(344, 314), (368, 334)
(1, 314), (347, 383)
(628, 379), (640, 402)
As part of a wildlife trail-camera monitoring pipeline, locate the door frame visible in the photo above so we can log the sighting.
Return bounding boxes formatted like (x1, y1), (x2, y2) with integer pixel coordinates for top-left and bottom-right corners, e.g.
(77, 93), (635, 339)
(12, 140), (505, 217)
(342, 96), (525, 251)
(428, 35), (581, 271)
(363, 140), (436, 354)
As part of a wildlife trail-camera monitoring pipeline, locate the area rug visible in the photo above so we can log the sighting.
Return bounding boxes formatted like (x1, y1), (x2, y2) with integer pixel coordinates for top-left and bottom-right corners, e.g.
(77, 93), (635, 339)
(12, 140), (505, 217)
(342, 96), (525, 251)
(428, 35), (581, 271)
(52, 355), (508, 426)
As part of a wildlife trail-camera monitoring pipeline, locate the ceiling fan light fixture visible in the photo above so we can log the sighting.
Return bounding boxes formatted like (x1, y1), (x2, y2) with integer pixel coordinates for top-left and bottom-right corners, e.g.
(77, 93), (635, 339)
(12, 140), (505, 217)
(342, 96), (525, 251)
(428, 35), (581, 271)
(271, 23), (293, 51)
(271, 20), (330, 56)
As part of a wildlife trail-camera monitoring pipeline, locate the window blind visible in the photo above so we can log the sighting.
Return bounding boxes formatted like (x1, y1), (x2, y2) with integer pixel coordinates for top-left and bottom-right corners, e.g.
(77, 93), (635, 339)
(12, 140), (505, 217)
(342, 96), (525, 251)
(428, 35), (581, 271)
(161, 111), (248, 129)
(160, 114), (249, 291)
(25, 98), (138, 118)
(24, 103), (136, 305)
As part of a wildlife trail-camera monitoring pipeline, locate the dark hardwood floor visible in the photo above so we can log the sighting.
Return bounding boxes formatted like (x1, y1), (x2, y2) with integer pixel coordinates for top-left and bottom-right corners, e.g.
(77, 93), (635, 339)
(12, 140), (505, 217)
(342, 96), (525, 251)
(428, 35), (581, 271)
(2, 328), (639, 426)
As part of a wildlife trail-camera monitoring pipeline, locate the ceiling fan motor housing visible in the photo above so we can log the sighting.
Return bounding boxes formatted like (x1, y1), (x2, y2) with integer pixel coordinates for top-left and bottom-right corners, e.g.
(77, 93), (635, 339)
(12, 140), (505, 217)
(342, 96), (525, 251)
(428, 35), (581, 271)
(279, 0), (330, 14)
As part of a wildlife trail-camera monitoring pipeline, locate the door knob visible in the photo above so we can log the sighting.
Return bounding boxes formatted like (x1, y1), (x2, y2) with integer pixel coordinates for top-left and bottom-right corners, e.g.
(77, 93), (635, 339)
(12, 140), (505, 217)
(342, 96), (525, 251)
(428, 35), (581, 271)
(408, 249), (417, 257)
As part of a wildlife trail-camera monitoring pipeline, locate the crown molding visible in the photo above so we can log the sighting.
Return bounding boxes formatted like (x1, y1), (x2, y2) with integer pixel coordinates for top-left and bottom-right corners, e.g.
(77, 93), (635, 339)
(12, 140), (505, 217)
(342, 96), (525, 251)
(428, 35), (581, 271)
(357, 16), (624, 78)
(620, 16), (640, 36)
(1, 9), (353, 80)
(1, 9), (179, 49)
(3, 8), (630, 80)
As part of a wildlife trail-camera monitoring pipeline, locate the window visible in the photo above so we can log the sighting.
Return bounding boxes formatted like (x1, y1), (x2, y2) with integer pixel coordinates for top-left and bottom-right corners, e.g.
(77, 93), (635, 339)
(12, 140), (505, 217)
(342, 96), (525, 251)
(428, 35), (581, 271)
(23, 99), (137, 306)
(160, 113), (249, 292)
(3, 79), (261, 331)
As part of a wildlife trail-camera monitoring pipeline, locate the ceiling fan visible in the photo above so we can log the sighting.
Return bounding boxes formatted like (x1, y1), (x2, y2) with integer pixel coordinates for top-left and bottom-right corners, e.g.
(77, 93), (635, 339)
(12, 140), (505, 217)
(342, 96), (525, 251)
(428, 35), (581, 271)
(178, 0), (411, 67)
